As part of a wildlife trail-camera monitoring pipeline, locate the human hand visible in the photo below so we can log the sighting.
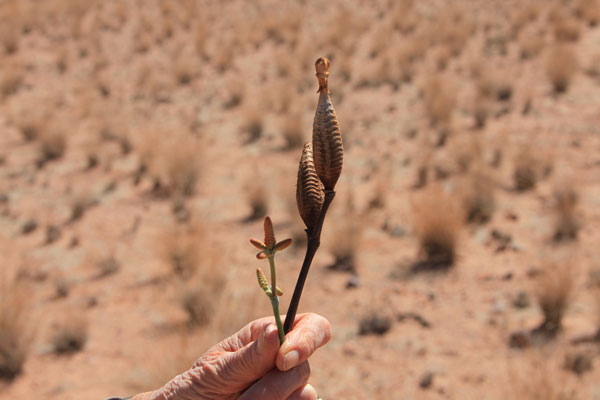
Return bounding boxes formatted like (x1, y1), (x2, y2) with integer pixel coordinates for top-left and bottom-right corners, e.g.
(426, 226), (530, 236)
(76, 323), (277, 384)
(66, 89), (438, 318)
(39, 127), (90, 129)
(133, 313), (331, 400)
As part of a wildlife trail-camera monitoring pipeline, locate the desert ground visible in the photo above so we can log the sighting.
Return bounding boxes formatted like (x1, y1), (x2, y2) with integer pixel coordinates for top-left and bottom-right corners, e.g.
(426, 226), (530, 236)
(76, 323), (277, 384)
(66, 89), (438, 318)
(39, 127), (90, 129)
(1, 0), (600, 399)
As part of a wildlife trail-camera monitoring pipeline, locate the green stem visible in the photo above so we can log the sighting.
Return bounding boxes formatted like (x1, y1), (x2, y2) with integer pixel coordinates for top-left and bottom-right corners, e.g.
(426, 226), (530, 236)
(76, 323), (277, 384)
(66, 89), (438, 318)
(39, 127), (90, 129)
(270, 296), (284, 345)
(268, 255), (285, 345)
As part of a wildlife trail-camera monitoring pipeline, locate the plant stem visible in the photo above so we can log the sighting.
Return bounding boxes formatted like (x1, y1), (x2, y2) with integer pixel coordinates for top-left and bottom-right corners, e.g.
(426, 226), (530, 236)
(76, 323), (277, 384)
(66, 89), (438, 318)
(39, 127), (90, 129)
(284, 189), (335, 334)
(268, 255), (285, 344)
(270, 296), (285, 345)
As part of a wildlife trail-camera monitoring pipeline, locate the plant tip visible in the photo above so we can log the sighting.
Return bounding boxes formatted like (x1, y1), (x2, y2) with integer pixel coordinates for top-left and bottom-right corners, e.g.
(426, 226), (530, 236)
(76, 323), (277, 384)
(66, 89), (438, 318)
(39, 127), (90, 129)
(315, 57), (330, 94)
(264, 216), (276, 248)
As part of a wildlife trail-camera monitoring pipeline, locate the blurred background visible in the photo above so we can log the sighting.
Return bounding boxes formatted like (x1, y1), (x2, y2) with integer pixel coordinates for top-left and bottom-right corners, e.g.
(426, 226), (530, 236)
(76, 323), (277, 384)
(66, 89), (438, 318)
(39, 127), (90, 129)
(1, 0), (600, 398)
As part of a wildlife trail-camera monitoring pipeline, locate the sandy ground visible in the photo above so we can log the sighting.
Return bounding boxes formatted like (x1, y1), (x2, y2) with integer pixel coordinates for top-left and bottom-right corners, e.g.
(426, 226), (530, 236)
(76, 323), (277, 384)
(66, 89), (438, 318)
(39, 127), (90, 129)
(1, 0), (600, 399)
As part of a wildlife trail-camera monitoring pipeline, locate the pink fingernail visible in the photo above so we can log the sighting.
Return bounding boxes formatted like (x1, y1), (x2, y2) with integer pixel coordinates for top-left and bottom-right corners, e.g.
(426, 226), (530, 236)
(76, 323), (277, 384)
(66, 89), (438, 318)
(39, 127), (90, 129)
(282, 350), (299, 371)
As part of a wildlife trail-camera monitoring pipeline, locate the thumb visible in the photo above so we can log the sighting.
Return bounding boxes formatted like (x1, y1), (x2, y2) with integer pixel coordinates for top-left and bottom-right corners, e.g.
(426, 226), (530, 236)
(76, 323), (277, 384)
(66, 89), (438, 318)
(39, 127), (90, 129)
(224, 323), (280, 383)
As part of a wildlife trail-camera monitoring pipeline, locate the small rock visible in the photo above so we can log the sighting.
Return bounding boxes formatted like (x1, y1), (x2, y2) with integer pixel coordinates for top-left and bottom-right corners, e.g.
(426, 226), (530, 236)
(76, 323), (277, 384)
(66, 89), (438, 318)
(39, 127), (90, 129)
(345, 275), (359, 289)
(490, 229), (512, 252)
(502, 272), (513, 280)
(22, 219), (38, 235)
(358, 314), (392, 336)
(505, 211), (519, 221)
(564, 352), (593, 375)
(46, 225), (61, 244)
(512, 291), (531, 309)
(87, 297), (98, 308)
(69, 236), (79, 248)
(390, 225), (406, 238)
(419, 371), (434, 389)
(509, 331), (531, 349)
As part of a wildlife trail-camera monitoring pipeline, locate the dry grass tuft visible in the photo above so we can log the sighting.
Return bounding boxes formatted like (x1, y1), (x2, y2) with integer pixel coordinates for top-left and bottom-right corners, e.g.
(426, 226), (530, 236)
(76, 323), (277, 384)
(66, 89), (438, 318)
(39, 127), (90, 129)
(134, 127), (202, 198)
(0, 62), (23, 98)
(533, 260), (575, 339)
(519, 30), (545, 60)
(327, 196), (361, 274)
(172, 50), (197, 86)
(37, 126), (67, 168)
(10, 101), (47, 142)
(411, 185), (462, 271)
(367, 162), (391, 210)
(243, 180), (268, 223)
(546, 44), (578, 94)
(166, 225), (225, 327)
(94, 255), (120, 280)
(513, 147), (538, 192)
(68, 191), (95, 223)
(51, 313), (88, 354)
(241, 104), (264, 144)
(462, 172), (495, 224)
(0, 17), (19, 55)
(281, 112), (305, 150)
(223, 77), (245, 109)
(575, 0), (600, 26)
(422, 75), (455, 126)
(0, 274), (32, 381)
(551, 183), (580, 243)
(551, 8), (581, 42)
(163, 135), (202, 198)
(510, 4), (541, 37)
(509, 351), (578, 399)
(179, 270), (225, 328)
(159, 227), (204, 280)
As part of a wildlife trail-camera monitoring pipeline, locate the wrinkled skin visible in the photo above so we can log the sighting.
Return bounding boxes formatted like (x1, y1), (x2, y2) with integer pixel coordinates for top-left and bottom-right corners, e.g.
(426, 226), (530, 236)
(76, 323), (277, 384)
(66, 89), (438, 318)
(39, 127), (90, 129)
(132, 313), (331, 400)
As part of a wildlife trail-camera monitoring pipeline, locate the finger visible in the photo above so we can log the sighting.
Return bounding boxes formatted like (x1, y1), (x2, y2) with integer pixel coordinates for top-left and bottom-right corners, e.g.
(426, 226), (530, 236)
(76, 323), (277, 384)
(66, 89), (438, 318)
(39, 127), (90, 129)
(221, 323), (281, 384)
(286, 384), (318, 400)
(276, 313), (331, 371)
(216, 316), (276, 351)
(239, 361), (311, 400)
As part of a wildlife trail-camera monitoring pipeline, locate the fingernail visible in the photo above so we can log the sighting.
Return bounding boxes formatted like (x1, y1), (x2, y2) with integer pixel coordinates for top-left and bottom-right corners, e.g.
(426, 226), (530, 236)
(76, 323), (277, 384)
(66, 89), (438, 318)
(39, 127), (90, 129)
(265, 324), (277, 336)
(282, 350), (299, 371)
(302, 384), (317, 398)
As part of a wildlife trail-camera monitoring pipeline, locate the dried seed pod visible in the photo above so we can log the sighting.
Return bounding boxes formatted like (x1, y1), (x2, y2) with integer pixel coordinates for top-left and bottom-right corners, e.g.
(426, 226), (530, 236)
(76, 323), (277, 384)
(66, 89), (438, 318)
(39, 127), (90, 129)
(312, 57), (343, 191)
(263, 216), (276, 248)
(296, 142), (324, 231)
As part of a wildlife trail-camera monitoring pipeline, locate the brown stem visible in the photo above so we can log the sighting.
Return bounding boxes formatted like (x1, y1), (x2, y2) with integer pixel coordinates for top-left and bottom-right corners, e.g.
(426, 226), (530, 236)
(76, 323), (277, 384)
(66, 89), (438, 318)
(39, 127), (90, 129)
(284, 189), (335, 334)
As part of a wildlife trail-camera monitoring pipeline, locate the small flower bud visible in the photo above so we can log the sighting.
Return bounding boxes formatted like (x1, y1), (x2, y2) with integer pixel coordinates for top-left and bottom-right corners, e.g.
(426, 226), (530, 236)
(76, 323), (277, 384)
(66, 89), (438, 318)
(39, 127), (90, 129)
(263, 216), (276, 249)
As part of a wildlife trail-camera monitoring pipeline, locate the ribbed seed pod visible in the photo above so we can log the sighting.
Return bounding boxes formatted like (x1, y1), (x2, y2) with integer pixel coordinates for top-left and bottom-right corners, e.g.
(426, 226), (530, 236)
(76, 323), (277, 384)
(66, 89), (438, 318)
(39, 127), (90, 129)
(312, 57), (343, 191)
(263, 216), (276, 249)
(297, 142), (324, 231)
